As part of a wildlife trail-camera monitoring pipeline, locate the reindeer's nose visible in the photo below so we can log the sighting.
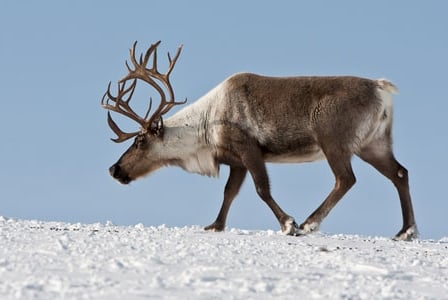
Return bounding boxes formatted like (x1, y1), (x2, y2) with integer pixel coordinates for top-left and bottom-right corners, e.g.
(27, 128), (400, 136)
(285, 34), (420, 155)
(109, 164), (118, 177)
(109, 164), (131, 184)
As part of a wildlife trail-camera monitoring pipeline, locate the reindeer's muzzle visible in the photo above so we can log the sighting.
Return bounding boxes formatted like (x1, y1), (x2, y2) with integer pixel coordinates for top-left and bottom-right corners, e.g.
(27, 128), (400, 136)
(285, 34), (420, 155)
(109, 164), (132, 185)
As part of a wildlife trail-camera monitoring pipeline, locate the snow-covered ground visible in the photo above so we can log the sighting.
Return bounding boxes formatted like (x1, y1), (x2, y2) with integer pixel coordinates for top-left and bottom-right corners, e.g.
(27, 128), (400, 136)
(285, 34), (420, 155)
(0, 216), (447, 300)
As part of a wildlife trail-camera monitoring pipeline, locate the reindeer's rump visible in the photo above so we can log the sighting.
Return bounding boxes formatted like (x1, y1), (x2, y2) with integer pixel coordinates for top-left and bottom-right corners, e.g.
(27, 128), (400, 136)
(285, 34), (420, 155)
(222, 73), (389, 161)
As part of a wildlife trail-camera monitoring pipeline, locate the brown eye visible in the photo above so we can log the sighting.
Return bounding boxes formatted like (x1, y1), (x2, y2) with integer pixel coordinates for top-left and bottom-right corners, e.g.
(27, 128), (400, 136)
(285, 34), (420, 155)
(134, 135), (147, 149)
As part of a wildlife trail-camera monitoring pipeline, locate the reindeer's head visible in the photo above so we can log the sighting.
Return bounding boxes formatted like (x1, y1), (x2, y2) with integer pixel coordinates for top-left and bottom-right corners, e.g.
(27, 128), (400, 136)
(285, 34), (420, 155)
(102, 41), (186, 184)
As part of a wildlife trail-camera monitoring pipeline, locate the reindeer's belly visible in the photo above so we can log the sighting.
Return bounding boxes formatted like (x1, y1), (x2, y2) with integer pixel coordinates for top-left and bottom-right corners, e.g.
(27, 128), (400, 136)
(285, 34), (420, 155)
(262, 136), (326, 163)
(264, 149), (325, 163)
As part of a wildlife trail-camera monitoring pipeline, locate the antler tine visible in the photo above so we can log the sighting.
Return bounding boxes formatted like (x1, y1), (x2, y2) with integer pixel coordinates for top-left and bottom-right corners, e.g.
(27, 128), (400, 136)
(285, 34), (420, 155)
(123, 41), (158, 74)
(160, 46), (186, 115)
(128, 41), (139, 72)
(121, 41), (162, 83)
(149, 42), (159, 74)
(106, 112), (139, 143)
(145, 41), (161, 69)
(102, 79), (144, 125)
(145, 97), (153, 118)
(101, 79), (147, 143)
(159, 97), (188, 116)
(101, 81), (113, 106)
(144, 43), (186, 126)
(166, 44), (183, 77)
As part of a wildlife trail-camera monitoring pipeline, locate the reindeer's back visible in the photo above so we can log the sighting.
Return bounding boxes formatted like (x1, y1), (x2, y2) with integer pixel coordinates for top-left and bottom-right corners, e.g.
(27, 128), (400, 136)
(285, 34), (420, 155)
(219, 73), (388, 159)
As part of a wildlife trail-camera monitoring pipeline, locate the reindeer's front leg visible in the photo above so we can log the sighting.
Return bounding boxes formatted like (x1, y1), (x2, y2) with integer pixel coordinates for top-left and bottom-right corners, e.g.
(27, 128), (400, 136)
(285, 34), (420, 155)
(240, 147), (299, 235)
(205, 166), (247, 232)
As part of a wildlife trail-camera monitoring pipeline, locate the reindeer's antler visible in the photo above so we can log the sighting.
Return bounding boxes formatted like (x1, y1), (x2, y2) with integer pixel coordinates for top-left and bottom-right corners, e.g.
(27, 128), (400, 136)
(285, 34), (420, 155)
(101, 40), (186, 142)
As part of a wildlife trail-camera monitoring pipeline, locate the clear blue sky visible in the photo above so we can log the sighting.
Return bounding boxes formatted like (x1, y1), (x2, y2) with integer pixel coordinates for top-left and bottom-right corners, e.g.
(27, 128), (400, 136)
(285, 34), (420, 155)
(1, 1), (446, 239)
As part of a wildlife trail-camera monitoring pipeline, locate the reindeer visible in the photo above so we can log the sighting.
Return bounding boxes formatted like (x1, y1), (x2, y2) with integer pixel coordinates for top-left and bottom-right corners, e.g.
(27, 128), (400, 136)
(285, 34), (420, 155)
(102, 41), (417, 241)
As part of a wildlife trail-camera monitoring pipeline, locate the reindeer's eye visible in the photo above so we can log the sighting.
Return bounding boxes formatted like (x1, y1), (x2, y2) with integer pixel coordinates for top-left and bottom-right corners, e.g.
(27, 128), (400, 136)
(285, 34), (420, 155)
(134, 134), (148, 149)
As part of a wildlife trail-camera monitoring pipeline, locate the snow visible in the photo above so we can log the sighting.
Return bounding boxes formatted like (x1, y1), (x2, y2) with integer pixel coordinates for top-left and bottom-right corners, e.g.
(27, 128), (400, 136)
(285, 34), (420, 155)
(1, 216), (447, 299)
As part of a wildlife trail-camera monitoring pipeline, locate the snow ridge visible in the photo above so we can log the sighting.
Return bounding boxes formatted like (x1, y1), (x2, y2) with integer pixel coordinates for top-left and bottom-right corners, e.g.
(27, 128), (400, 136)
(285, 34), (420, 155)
(0, 217), (447, 299)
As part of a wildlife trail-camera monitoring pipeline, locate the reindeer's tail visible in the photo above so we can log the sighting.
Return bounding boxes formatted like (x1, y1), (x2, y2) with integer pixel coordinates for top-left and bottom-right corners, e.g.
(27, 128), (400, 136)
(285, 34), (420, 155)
(377, 78), (398, 94)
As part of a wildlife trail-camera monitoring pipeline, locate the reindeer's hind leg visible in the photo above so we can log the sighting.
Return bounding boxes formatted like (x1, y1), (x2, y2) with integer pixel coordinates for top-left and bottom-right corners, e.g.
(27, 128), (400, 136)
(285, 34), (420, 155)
(299, 150), (356, 234)
(358, 144), (417, 241)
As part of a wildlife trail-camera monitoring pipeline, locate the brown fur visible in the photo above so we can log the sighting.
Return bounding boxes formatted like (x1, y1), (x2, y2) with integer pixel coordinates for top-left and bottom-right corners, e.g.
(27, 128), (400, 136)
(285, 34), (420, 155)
(107, 72), (417, 241)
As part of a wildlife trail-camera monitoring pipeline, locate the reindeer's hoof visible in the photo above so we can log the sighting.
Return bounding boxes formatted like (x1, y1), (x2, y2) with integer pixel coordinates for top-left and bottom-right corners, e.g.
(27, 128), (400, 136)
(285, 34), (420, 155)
(204, 222), (225, 232)
(281, 218), (301, 236)
(297, 221), (320, 235)
(393, 225), (418, 241)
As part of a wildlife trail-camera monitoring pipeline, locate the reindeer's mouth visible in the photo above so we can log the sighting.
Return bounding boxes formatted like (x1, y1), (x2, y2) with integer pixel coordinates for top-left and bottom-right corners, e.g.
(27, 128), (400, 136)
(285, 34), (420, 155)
(117, 176), (132, 185)
(109, 164), (132, 185)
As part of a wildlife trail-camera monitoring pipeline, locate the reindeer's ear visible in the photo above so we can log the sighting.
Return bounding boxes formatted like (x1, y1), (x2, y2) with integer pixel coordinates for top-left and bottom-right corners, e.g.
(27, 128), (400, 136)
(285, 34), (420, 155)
(150, 117), (164, 137)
